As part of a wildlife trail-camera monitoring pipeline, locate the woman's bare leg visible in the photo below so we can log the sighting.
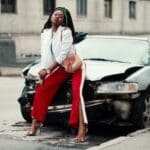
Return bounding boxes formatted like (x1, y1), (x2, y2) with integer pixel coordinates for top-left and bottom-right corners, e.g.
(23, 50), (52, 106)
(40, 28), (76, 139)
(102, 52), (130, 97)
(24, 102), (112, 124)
(75, 102), (87, 142)
(27, 119), (41, 136)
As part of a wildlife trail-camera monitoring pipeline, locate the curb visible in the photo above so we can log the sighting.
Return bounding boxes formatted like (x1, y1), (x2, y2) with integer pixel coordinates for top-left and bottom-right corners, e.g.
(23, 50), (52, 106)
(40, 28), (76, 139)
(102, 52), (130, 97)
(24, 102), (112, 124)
(87, 128), (150, 150)
(87, 137), (129, 150)
(0, 67), (22, 77)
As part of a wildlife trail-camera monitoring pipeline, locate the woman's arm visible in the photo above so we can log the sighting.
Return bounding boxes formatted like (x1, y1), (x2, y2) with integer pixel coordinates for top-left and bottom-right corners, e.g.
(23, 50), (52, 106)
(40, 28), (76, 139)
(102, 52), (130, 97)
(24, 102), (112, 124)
(39, 61), (59, 79)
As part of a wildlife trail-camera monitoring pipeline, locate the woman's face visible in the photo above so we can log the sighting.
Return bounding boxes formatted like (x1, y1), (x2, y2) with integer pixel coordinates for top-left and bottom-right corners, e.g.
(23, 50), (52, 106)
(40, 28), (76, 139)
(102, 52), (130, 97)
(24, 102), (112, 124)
(51, 10), (64, 26)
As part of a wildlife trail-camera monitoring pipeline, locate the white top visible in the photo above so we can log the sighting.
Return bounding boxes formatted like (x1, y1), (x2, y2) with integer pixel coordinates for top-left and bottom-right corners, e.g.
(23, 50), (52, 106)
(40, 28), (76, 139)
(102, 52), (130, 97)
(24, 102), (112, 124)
(40, 26), (75, 69)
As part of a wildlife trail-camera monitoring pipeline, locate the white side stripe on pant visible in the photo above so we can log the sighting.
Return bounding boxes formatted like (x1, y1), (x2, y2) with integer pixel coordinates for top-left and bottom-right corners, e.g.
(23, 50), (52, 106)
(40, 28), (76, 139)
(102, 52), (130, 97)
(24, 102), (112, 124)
(80, 62), (88, 124)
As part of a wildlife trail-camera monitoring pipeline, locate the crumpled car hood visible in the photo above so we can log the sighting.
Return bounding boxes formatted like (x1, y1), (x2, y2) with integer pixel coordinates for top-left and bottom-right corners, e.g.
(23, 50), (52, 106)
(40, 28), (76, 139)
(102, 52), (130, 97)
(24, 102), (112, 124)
(85, 60), (141, 81)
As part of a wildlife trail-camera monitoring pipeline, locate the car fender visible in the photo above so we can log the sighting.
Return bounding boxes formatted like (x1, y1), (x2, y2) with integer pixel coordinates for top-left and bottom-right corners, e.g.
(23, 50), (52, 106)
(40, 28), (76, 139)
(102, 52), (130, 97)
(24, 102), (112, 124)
(126, 66), (150, 91)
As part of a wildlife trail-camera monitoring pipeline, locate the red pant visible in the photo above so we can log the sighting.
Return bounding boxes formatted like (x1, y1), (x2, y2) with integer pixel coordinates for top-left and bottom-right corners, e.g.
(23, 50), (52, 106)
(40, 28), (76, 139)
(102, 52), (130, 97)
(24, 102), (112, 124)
(31, 65), (85, 128)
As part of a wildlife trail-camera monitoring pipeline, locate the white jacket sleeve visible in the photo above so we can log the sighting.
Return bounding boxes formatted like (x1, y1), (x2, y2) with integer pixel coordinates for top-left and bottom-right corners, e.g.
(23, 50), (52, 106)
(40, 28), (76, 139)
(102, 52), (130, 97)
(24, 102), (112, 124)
(40, 32), (47, 69)
(56, 28), (73, 64)
(40, 30), (52, 69)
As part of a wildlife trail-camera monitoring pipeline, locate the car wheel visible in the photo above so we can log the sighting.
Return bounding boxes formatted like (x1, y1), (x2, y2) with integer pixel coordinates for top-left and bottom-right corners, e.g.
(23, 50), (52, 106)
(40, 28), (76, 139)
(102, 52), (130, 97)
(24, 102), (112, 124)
(19, 86), (32, 123)
(20, 102), (32, 123)
(132, 91), (150, 128)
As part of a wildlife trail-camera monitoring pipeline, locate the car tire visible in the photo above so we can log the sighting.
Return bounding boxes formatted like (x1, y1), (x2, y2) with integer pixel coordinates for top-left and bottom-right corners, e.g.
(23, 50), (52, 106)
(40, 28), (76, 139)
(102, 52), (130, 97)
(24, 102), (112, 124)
(20, 104), (32, 123)
(132, 91), (150, 129)
(19, 86), (32, 123)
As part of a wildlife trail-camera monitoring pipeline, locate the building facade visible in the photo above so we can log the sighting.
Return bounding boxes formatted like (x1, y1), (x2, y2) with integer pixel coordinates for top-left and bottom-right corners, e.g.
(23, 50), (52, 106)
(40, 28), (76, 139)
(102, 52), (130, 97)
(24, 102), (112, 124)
(0, 0), (150, 57)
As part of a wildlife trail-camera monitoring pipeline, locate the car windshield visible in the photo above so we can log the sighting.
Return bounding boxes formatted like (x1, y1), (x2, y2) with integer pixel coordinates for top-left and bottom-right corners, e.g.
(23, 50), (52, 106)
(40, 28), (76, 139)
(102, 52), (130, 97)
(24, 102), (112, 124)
(75, 36), (150, 65)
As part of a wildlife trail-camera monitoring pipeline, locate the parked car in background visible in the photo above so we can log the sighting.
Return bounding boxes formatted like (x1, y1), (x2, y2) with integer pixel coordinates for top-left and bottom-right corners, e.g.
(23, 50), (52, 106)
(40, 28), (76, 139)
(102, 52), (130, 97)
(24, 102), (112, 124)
(18, 35), (150, 129)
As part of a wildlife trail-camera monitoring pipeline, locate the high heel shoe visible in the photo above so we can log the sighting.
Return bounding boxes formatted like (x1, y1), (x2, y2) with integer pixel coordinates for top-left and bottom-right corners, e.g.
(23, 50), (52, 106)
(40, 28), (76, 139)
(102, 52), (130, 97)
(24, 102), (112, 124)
(27, 127), (41, 136)
(74, 125), (88, 143)
(26, 119), (42, 136)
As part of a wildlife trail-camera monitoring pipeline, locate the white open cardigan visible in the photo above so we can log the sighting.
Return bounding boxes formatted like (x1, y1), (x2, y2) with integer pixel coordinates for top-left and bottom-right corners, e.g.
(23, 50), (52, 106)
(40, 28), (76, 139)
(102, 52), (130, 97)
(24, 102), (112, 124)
(40, 26), (75, 69)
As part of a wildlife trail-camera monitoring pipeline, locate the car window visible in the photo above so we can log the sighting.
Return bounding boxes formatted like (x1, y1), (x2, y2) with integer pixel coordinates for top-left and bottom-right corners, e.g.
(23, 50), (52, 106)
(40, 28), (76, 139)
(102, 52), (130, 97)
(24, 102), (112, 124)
(75, 36), (150, 65)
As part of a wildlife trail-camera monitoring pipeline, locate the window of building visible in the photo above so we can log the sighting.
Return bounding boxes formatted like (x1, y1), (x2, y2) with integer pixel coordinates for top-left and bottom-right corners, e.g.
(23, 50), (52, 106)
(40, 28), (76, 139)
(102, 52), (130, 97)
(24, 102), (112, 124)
(104, 0), (112, 18)
(129, 1), (136, 19)
(1, 0), (16, 13)
(43, 0), (55, 15)
(77, 0), (87, 16)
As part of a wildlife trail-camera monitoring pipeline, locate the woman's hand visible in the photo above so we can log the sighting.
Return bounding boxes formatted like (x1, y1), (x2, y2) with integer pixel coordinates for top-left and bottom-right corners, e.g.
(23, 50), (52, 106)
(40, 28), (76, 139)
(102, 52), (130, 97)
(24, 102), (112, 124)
(39, 69), (48, 79)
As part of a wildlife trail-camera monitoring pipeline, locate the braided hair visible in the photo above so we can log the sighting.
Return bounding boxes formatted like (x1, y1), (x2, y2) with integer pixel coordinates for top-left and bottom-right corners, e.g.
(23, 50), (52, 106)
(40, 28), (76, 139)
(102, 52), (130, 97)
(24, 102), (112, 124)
(43, 7), (76, 40)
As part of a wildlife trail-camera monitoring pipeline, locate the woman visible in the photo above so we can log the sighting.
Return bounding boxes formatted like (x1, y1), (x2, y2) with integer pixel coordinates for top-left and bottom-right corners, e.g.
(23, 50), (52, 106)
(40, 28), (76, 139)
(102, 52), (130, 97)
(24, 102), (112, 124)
(27, 7), (88, 142)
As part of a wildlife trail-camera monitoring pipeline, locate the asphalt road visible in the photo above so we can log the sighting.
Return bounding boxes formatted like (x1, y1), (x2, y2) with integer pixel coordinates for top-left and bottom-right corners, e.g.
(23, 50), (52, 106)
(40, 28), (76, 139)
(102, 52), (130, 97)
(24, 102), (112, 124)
(0, 77), (135, 150)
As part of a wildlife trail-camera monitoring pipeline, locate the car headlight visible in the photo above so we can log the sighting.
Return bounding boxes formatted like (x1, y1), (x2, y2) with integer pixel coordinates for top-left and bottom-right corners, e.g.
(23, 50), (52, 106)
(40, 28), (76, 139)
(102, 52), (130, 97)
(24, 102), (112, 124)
(96, 82), (138, 94)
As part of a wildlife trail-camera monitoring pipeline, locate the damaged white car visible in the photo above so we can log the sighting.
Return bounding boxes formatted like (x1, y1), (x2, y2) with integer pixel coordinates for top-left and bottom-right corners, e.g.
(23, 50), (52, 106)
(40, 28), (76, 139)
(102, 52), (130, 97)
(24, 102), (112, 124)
(18, 35), (150, 129)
